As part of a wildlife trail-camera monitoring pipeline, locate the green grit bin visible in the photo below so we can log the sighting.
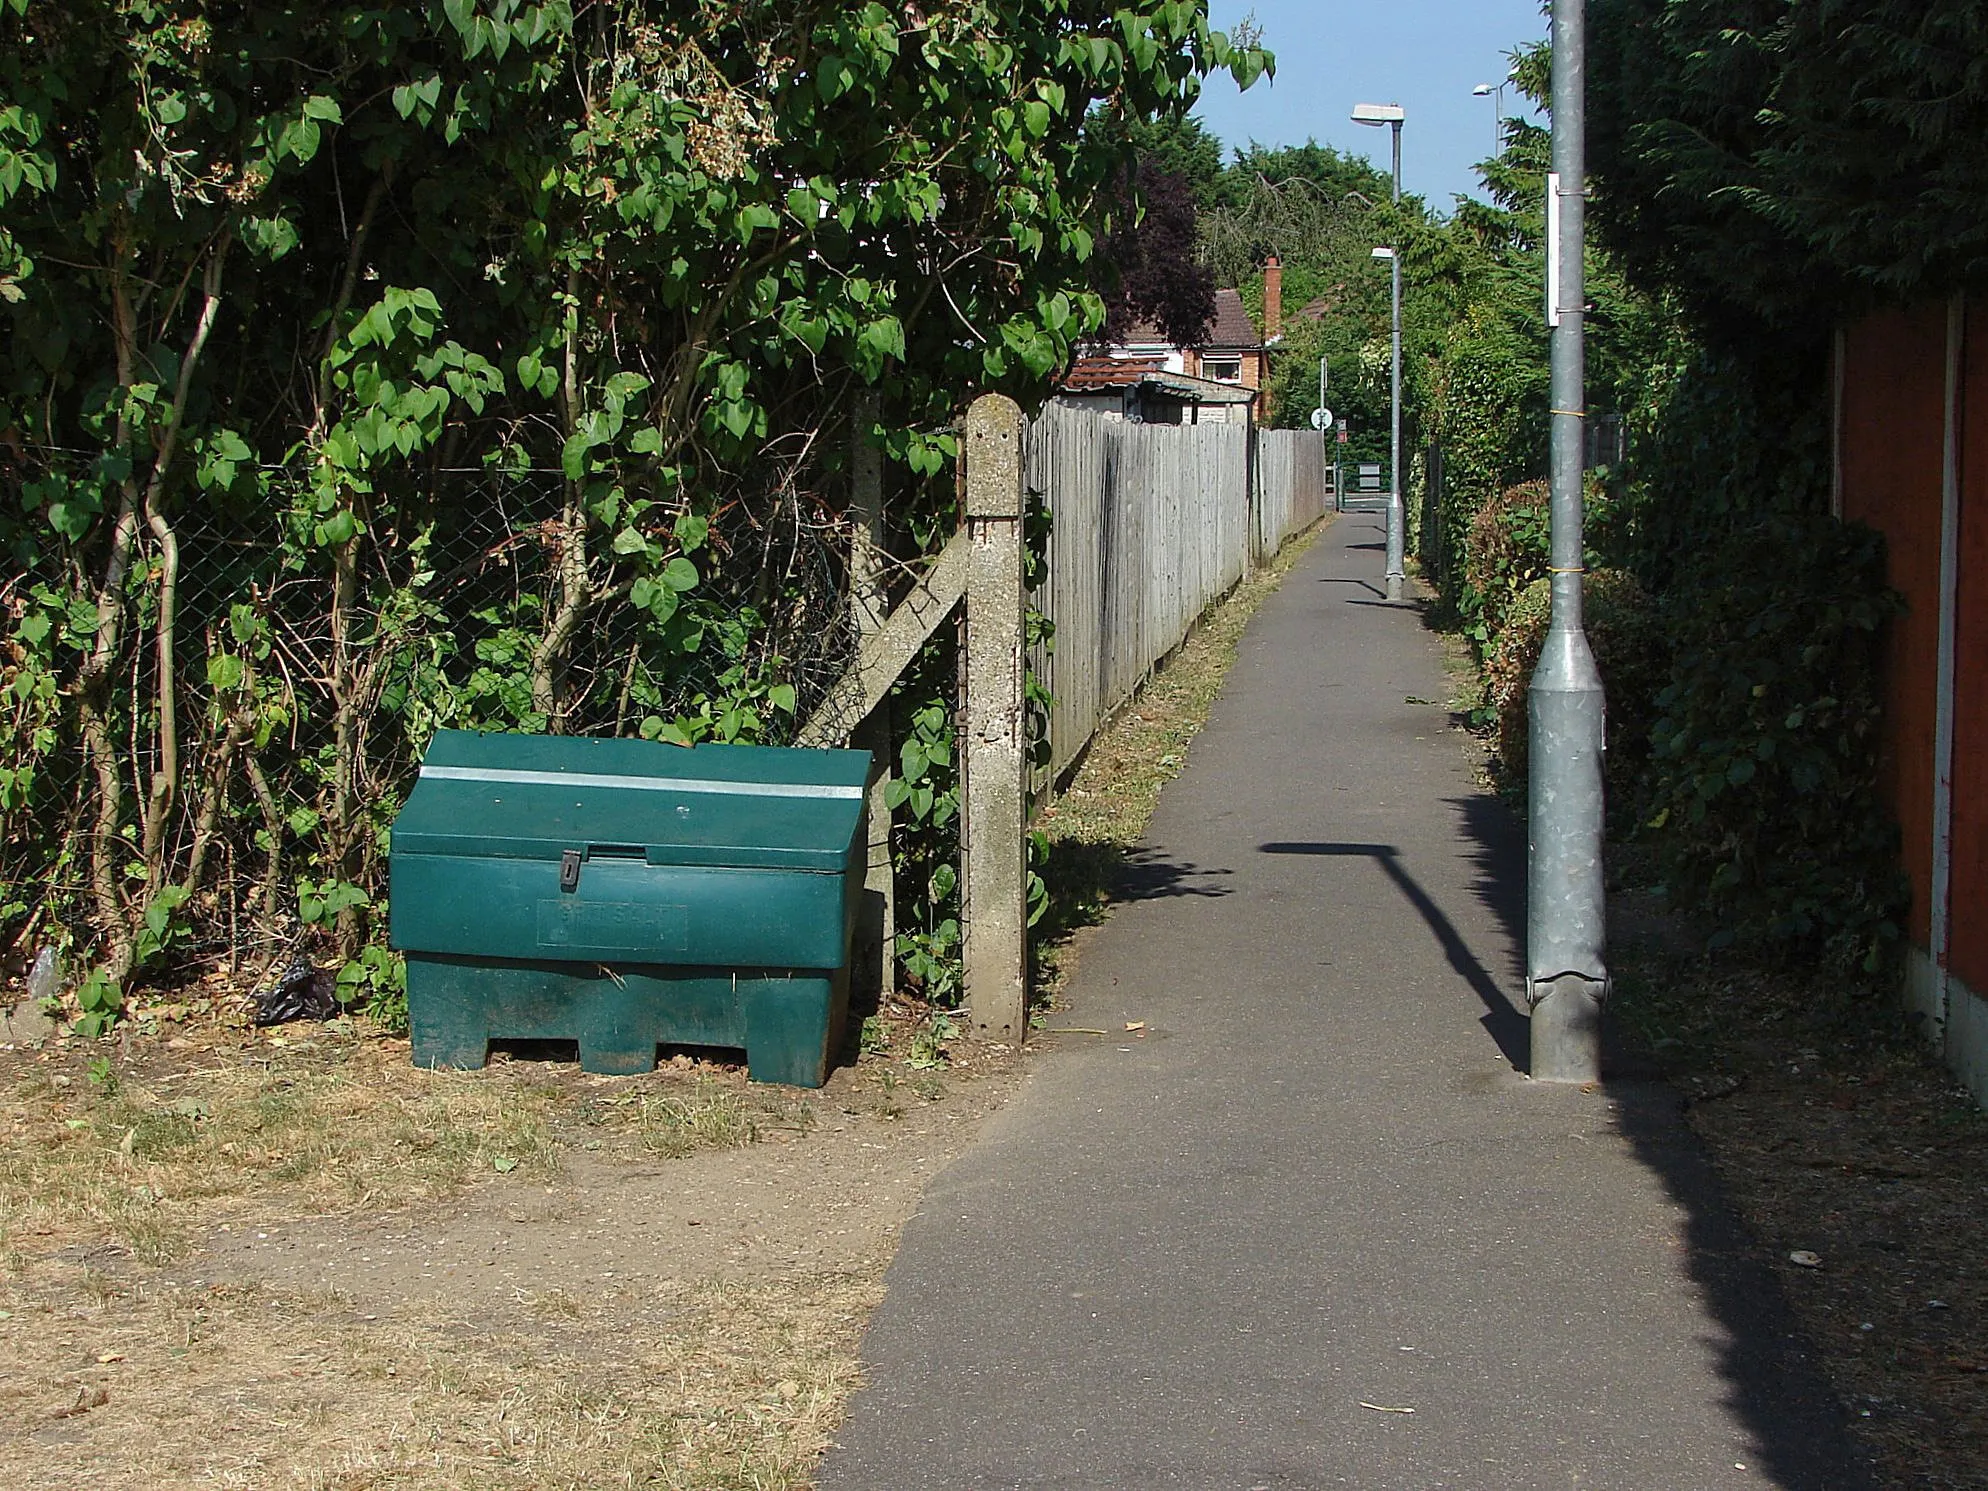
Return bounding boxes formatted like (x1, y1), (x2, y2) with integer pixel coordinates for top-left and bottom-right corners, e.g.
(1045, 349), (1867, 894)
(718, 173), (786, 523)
(389, 729), (871, 1087)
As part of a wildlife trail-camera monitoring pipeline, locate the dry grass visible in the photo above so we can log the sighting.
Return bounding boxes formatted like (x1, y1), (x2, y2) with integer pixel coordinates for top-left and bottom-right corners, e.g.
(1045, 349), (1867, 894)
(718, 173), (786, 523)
(0, 1038), (806, 1267)
(580, 1078), (815, 1159)
(0, 1262), (877, 1490)
(1, 1042), (560, 1265)
(0, 1006), (1021, 1489)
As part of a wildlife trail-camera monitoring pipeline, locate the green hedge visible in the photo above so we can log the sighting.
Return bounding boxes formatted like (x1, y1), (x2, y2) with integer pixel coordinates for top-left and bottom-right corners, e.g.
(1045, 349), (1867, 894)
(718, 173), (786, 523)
(1646, 515), (1905, 972)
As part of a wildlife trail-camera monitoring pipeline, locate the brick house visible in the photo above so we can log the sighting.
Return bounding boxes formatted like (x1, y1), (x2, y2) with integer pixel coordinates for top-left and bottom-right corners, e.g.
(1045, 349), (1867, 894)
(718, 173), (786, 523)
(1056, 258), (1283, 425)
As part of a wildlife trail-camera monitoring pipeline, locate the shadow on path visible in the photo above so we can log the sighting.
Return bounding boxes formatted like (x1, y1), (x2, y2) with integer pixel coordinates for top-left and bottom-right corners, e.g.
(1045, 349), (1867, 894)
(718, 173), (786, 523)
(1116, 847), (1234, 902)
(1032, 841), (1234, 973)
(1259, 840), (1529, 1069)
(1316, 576), (1387, 599)
(1418, 798), (1866, 1486)
(1608, 1081), (1878, 1490)
(1445, 791), (1527, 958)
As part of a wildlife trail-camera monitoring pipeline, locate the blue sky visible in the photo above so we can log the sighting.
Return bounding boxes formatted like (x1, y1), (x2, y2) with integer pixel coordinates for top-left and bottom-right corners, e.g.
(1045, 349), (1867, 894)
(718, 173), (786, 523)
(1194, 0), (1549, 211)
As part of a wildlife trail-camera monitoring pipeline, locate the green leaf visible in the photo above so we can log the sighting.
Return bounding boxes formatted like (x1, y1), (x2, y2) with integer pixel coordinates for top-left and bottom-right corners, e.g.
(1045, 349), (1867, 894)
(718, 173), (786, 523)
(315, 509), (359, 547)
(278, 114), (322, 164)
(660, 556), (699, 592)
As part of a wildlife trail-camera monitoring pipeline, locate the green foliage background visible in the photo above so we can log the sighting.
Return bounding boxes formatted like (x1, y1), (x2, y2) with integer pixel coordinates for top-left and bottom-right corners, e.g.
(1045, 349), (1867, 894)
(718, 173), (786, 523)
(0, 0), (1264, 1019)
(1289, 20), (1916, 978)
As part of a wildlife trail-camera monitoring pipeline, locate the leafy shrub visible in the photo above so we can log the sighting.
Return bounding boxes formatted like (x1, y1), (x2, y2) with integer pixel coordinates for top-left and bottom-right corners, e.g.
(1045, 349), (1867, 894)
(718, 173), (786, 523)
(337, 946), (408, 1036)
(1480, 567), (1663, 822)
(0, 0), (1266, 1016)
(1644, 515), (1905, 974)
(1457, 475), (1613, 653)
(1461, 479), (1551, 647)
(1419, 309), (1552, 621)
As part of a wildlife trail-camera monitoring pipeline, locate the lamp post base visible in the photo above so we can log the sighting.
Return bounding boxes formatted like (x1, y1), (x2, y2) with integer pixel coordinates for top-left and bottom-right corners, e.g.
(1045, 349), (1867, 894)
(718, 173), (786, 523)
(1529, 972), (1606, 1083)
(1386, 575), (1404, 601)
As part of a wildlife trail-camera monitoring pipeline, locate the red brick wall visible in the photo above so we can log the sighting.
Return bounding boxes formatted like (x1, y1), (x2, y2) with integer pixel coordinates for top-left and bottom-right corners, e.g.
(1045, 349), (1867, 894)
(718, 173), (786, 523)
(1838, 304), (1948, 947)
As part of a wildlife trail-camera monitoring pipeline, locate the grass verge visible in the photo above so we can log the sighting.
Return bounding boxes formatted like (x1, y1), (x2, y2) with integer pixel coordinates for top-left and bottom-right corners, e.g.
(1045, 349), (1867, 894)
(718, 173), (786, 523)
(0, 1265), (876, 1489)
(1, 1037), (809, 1267)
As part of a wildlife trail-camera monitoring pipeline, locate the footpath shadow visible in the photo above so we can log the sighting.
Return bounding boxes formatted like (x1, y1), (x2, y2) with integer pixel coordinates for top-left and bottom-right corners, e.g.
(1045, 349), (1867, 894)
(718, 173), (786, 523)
(1316, 576), (1386, 599)
(1033, 839), (1234, 986)
(1605, 1081), (1878, 1489)
(1258, 839), (1529, 1068)
(1444, 792), (1527, 966)
(1432, 796), (1873, 1486)
(1116, 847), (1233, 902)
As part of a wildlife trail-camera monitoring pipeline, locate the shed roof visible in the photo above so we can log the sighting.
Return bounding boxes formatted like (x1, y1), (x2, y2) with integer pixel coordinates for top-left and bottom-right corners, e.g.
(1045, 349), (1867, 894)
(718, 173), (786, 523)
(1061, 354), (1167, 391)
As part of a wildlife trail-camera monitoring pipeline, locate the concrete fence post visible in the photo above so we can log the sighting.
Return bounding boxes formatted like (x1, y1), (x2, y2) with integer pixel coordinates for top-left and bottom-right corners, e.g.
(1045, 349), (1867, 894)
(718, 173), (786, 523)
(961, 394), (1029, 1045)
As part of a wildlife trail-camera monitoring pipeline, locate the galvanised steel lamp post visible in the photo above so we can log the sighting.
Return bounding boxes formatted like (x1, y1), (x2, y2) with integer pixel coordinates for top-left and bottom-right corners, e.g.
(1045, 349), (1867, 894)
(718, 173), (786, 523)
(1526, 0), (1609, 1082)
(1352, 101), (1405, 602)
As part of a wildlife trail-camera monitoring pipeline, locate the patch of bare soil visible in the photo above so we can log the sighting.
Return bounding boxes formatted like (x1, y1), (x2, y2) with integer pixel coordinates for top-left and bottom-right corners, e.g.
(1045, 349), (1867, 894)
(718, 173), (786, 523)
(0, 1007), (1022, 1489)
(1611, 906), (1988, 1491)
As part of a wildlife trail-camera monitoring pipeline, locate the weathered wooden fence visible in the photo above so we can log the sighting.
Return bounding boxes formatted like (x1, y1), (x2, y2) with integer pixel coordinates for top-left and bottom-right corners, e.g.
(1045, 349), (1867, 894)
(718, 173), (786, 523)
(1254, 422), (1332, 564)
(1028, 403), (1328, 779)
(804, 396), (1327, 1042)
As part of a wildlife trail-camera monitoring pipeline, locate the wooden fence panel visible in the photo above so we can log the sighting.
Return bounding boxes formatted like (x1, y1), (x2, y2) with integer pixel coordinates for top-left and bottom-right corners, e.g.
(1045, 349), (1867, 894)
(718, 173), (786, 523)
(1029, 405), (1325, 779)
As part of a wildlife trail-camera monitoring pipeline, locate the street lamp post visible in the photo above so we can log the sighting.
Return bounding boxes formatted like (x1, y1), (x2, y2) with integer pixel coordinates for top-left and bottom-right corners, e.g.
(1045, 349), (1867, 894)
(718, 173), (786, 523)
(1472, 80), (1508, 160)
(1352, 102), (1405, 601)
(1527, 0), (1608, 1082)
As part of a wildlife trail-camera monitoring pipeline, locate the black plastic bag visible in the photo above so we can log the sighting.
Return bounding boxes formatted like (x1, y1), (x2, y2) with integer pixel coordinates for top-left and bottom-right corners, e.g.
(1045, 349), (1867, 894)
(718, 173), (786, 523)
(255, 957), (340, 1025)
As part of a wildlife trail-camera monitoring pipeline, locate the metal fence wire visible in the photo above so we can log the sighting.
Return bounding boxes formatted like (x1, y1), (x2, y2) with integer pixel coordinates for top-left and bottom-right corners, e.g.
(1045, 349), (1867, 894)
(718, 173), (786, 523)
(0, 450), (860, 974)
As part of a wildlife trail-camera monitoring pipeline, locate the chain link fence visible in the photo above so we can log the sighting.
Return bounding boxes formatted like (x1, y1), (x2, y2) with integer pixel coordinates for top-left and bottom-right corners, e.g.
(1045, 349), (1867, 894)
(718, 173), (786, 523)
(0, 448), (862, 983)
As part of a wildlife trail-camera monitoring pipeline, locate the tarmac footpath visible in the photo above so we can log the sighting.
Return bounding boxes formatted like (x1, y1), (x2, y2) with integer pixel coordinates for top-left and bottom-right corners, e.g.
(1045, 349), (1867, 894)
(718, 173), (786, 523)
(818, 511), (1868, 1491)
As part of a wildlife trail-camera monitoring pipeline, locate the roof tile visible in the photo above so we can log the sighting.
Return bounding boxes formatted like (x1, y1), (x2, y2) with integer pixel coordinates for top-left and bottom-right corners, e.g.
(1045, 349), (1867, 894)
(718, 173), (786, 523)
(1202, 289), (1261, 349)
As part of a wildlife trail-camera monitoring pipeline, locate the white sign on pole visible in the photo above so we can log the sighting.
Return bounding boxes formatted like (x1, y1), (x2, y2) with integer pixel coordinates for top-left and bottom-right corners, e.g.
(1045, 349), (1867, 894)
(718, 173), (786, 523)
(1545, 171), (1562, 328)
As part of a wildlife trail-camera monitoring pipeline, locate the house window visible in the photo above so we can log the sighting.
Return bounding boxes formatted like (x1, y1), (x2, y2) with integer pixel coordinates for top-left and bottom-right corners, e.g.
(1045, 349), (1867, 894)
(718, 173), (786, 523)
(1202, 355), (1243, 382)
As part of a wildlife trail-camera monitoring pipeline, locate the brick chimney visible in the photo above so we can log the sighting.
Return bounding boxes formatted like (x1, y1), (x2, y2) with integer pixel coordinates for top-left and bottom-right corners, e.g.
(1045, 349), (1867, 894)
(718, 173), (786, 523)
(1262, 254), (1282, 340)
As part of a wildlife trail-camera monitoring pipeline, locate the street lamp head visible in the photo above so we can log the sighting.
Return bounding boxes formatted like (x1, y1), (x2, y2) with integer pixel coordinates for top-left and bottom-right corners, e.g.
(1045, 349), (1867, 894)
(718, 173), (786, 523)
(1350, 102), (1405, 126)
(1370, 246), (1396, 260)
(1473, 83), (1494, 96)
